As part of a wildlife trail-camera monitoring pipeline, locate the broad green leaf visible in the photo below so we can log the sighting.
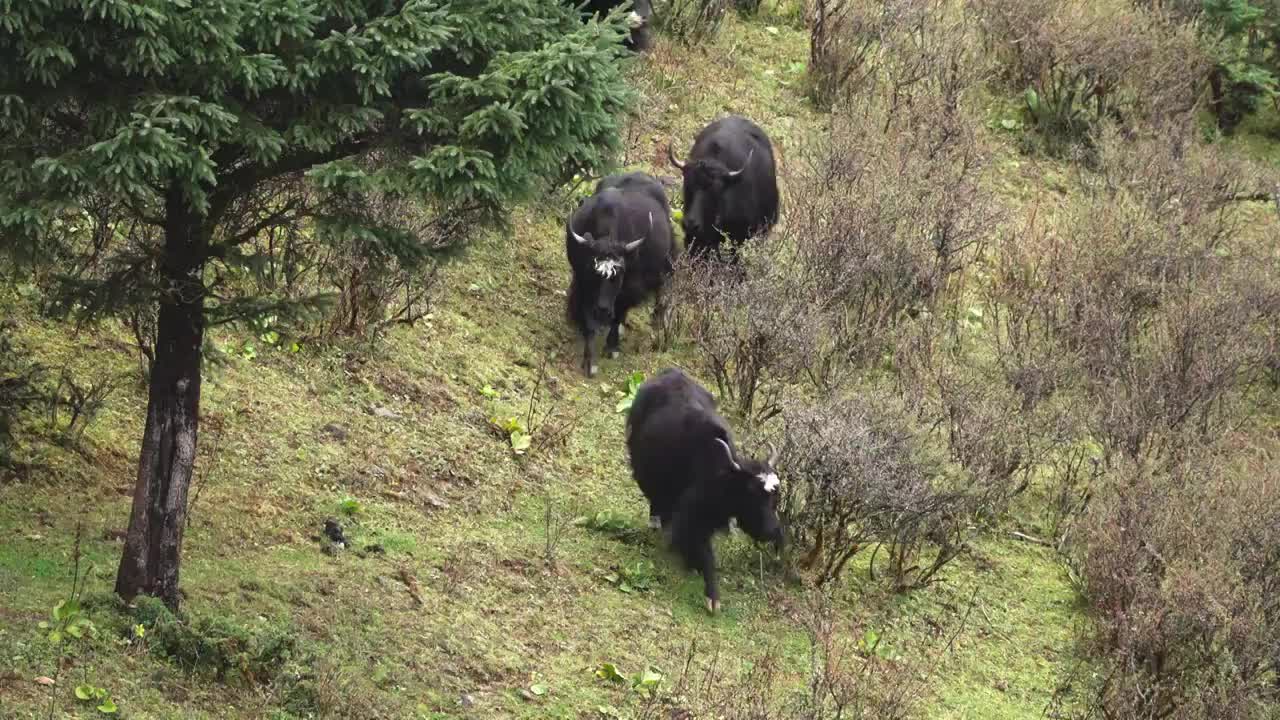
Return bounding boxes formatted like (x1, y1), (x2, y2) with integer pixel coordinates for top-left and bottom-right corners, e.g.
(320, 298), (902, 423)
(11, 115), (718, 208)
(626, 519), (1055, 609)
(595, 662), (627, 683)
(97, 697), (118, 714)
(529, 683), (548, 696)
(75, 684), (94, 701)
(510, 430), (531, 453)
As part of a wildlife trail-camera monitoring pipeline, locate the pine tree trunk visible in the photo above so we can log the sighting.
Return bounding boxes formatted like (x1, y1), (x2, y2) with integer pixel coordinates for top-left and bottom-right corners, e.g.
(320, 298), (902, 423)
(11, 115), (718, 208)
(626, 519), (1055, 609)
(115, 186), (208, 611)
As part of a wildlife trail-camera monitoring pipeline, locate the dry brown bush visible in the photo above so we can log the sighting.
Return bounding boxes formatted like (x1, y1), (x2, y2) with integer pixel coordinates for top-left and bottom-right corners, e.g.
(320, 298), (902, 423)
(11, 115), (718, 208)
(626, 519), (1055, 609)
(774, 391), (950, 588)
(971, 117), (1280, 717)
(1076, 452), (1280, 719)
(778, 58), (997, 388)
(808, 0), (985, 112)
(1047, 132), (1277, 462)
(670, 241), (825, 422)
(973, 0), (1207, 152)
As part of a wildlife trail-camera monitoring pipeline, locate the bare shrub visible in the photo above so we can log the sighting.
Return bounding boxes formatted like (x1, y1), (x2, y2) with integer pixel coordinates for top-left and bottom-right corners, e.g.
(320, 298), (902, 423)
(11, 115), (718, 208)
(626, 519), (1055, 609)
(806, 0), (884, 109)
(783, 74), (997, 387)
(314, 188), (475, 339)
(1076, 453), (1280, 719)
(973, 0), (1207, 153)
(48, 368), (120, 448)
(1048, 131), (1278, 462)
(655, 0), (731, 46)
(776, 392), (933, 586)
(773, 391), (973, 591)
(672, 242), (825, 423)
(808, 0), (984, 112)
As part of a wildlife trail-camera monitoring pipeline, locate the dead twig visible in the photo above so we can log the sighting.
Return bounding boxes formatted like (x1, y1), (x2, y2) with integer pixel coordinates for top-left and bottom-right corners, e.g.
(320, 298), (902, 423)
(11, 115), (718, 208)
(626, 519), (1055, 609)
(1009, 530), (1052, 547)
(395, 565), (425, 607)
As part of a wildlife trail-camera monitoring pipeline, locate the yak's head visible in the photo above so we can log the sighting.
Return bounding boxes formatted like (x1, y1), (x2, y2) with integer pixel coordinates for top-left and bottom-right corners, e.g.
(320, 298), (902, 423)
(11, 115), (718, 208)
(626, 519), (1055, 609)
(713, 437), (783, 547)
(668, 145), (753, 249)
(628, 0), (653, 24)
(570, 212), (652, 325)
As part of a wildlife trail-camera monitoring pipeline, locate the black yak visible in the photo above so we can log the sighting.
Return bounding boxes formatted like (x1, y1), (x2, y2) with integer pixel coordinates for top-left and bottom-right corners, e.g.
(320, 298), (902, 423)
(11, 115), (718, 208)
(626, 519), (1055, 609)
(625, 368), (782, 613)
(668, 115), (780, 260)
(566, 172), (676, 377)
(572, 0), (654, 51)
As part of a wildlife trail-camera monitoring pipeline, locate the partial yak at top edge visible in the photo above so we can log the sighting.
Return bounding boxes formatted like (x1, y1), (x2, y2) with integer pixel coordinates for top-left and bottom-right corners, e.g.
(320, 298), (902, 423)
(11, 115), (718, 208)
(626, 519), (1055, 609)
(572, 0), (655, 51)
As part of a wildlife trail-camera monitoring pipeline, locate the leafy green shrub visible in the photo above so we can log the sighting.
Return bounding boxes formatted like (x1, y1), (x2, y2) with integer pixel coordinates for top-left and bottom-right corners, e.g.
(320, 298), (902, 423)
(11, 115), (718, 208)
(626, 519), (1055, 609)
(134, 597), (299, 685)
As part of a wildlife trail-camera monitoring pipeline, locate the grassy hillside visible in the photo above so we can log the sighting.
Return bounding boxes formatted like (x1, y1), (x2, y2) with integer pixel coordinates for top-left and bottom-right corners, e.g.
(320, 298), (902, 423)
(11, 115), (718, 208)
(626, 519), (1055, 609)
(4, 6), (1275, 720)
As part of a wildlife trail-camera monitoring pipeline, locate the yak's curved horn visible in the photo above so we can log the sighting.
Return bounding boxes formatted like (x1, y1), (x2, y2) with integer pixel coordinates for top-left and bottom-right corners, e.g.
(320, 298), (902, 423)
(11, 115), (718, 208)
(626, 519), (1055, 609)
(667, 142), (686, 170)
(570, 225), (590, 245)
(623, 212), (652, 252)
(714, 437), (742, 471)
(726, 148), (754, 177)
(766, 441), (780, 467)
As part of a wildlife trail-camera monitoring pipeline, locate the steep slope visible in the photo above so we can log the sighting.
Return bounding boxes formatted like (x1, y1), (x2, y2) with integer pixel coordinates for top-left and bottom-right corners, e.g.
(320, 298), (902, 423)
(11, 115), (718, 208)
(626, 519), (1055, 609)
(0, 14), (1087, 720)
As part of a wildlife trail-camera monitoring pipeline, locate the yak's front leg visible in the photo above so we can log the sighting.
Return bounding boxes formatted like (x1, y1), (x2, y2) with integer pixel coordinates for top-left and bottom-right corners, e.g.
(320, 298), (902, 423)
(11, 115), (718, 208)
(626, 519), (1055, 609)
(581, 329), (599, 377)
(605, 308), (628, 359)
(693, 537), (720, 614)
(651, 285), (671, 351)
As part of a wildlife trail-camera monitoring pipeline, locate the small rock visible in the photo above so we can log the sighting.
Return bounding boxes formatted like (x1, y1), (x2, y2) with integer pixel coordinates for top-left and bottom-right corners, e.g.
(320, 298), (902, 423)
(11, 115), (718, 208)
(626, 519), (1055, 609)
(519, 689), (535, 702)
(371, 406), (402, 419)
(423, 492), (449, 510)
(363, 544), (386, 555)
(320, 423), (349, 442)
(34, 676), (55, 686)
(460, 694), (475, 708)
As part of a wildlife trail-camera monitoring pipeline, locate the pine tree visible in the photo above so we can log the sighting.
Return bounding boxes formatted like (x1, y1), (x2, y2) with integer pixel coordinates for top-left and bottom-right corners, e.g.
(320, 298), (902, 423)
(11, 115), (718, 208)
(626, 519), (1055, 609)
(0, 0), (632, 610)
(1201, 0), (1280, 132)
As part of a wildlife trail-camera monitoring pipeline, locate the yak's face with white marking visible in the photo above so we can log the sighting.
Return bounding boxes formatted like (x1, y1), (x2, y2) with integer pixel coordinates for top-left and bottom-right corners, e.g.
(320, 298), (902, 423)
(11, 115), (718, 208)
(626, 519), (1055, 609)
(570, 213), (651, 326)
(712, 438), (784, 546)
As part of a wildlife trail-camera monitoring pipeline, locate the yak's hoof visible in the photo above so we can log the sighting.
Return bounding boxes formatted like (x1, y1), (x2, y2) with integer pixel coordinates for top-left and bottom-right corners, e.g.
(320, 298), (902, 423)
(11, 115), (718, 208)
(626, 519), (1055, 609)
(704, 597), (721, 614)
(607, 350), (620, 359)
(648, 515), (662, 530)
(585, 364), (598, 378)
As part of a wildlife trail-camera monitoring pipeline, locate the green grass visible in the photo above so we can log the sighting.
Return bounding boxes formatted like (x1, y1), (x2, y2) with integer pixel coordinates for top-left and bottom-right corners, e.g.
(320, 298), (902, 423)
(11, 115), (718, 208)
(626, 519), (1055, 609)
(0, 12), (1095, 720)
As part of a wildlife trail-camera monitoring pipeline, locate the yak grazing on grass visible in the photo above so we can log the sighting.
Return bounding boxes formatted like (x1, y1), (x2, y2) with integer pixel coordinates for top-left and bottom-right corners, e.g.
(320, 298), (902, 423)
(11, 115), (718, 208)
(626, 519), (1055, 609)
(626, 368), (783, 613)
(669, 114), (779, 260)
(565, 172), (675, 377)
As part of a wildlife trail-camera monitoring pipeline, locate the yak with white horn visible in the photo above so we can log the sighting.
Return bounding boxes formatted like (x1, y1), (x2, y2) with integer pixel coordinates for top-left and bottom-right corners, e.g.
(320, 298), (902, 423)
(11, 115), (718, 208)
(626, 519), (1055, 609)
(669, 114), (779, 261)
(625, 368), (784, 614)
(565, 172), (676, 377)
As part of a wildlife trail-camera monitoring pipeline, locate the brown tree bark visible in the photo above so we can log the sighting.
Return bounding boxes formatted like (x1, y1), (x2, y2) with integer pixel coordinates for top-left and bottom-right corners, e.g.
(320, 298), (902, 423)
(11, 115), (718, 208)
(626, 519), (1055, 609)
(115, 185), (208, 610)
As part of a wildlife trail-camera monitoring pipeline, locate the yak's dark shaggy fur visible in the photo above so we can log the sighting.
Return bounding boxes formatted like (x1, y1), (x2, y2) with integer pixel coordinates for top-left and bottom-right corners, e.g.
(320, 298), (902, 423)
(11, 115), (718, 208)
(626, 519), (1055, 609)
(565, 172), (676, 377)
(669, 115), (780, 260)
(625, 368), (782, 612)
(573, 0), (654, 51)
